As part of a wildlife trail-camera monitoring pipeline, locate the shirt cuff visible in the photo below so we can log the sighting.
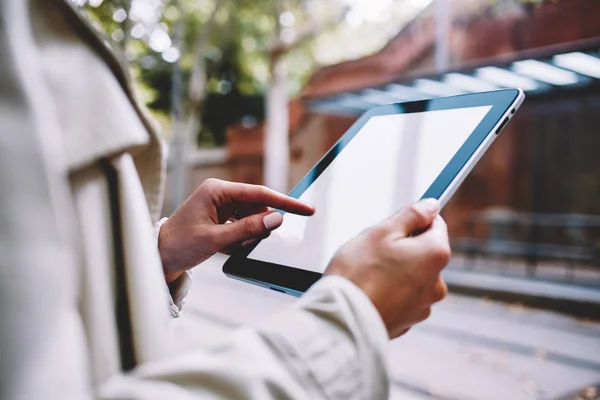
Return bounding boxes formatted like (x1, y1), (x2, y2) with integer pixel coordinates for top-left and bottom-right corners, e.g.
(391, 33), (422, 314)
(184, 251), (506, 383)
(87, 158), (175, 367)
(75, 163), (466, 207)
(257, 275), (389, 400)
(167, 271), (192, 318)
(155, 217), (192, 318)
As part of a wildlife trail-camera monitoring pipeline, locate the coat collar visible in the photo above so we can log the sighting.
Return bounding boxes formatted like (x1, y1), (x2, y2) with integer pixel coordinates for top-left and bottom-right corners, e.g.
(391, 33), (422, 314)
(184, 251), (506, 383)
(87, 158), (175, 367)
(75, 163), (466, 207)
(42, 0), (166, 219)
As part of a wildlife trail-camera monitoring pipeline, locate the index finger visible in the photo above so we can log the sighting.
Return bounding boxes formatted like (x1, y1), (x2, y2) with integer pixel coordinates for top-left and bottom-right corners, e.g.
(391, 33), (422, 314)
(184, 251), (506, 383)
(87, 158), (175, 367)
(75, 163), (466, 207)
(222, 182), (315, 216)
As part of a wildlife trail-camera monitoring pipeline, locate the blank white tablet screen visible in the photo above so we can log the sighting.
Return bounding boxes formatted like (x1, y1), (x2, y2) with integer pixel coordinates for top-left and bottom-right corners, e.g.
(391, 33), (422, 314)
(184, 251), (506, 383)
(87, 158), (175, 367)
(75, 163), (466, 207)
(248, 105), (492, 273)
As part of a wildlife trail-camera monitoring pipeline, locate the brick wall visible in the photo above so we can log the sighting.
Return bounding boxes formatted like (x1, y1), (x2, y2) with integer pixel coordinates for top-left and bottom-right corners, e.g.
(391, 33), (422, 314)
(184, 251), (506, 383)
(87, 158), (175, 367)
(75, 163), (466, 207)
(289, 0), (600, 239)
(225, 0), (600, 241)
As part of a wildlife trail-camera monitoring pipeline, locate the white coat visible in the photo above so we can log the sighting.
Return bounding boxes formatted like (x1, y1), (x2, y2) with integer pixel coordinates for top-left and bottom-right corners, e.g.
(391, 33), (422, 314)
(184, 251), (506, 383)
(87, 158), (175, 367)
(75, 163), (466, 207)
(0, 1), (389, 399)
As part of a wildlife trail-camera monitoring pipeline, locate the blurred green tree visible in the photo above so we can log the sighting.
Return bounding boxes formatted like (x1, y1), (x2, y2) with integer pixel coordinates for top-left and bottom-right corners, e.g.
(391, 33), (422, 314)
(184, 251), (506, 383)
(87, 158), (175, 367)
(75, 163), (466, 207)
(72, 0), (553, 148)
(73, 0), (345, 147)
(73, 0), (352, 207)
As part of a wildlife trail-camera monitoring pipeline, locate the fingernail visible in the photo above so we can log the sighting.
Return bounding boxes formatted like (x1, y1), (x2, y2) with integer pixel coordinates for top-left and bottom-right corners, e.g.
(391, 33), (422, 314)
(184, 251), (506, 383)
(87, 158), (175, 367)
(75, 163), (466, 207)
(421, 198), (441, 215)
(242, 238), (259, 247)
(263, 212), (283, 230)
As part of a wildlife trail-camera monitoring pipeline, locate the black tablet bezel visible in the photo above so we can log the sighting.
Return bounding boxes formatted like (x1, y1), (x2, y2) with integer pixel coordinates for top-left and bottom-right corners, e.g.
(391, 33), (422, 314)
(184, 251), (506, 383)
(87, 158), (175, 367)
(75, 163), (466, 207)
(223, 89), (520, 294)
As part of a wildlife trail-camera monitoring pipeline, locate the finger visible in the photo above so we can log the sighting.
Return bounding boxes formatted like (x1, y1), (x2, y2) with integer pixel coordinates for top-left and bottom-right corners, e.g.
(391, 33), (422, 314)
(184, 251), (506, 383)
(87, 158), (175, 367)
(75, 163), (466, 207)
(420, 220), (453, 273)
(220, 182), (315, 216)
(390, 327), (411, 339)
(393, 217), (451, 275)
(413, 306), (432, 324)
(418, 275), (448, 304)
(233, 205), (270, 220)
(221, 232), (271, 255)
(414, 216), (449, 247)
(430, 276), (448, 303)
(386, 198), (441, 237)
(215, 211), (283, 248)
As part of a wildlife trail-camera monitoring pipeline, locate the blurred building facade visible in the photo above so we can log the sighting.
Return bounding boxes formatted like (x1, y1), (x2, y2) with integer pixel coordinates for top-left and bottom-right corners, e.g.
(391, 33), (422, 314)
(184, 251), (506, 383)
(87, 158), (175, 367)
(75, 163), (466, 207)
(188, 0), (600, 275)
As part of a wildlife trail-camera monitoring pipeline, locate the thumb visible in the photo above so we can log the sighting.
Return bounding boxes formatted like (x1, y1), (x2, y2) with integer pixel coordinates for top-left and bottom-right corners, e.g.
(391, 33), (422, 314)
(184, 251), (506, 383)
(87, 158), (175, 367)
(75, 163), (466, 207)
(389, 198), (441, 237)
(217, 211), (283, 247)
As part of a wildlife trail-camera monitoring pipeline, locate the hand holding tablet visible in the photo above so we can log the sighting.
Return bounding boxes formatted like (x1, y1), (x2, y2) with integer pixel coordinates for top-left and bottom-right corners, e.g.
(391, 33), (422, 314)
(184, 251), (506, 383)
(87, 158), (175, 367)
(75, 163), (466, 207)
(158, 179), (314, 284)
(223, 89), (525, 296)
(325, 198), (449, 338)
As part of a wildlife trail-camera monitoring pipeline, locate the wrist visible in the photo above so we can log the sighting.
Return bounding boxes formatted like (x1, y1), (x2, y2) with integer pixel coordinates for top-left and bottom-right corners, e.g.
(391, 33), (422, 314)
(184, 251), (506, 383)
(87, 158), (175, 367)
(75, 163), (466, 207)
(164, 270), (183, 285)
(156, 218), (182, 284)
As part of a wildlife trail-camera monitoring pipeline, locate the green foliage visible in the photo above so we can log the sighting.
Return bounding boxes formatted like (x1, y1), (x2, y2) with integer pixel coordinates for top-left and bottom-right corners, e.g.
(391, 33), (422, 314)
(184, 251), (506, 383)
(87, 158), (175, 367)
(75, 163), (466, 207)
(76, 0), (315, 147)
(73, 0), (550, 148)
(201, 93), (264, 146)
(137, 57), (182, 112)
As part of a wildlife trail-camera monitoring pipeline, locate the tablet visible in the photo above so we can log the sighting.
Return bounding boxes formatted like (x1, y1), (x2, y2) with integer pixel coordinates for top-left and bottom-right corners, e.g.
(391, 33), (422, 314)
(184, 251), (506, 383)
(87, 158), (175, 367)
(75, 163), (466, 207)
(223, 89), (525, 295)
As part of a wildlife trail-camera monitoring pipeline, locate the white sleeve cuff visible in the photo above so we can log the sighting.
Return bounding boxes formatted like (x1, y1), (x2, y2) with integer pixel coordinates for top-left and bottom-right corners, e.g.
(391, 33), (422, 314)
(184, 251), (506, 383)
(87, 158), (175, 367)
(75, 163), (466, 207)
(167, 271), (192, 318)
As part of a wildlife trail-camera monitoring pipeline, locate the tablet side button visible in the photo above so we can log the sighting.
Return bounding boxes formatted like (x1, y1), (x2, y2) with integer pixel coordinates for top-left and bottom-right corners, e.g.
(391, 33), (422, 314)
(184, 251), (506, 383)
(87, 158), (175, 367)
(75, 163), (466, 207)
(496, 117), (510, 135)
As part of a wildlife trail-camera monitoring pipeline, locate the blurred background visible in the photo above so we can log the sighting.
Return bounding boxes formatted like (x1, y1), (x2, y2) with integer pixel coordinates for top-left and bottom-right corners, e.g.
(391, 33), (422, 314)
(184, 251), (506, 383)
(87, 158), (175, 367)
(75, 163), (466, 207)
(73, 0), (600, 398)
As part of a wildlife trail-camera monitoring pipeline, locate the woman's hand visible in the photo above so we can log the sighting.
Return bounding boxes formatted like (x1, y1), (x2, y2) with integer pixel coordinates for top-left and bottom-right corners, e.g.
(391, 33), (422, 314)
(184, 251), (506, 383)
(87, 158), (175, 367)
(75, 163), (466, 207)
(158, 179), (314, 284)
(325, 199), (450, 338)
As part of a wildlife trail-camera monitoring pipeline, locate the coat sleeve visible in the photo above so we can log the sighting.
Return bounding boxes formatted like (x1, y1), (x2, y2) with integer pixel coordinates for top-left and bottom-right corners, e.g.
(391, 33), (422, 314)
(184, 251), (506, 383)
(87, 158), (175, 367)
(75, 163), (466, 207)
(0, 1), (94, 399)
(99, 275), (389, 400)
(0, 1), (389, 398)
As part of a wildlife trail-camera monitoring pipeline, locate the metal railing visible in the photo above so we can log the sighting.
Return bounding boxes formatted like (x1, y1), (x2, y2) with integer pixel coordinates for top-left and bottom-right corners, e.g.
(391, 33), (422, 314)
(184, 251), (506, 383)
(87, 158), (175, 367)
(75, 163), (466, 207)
(451, 210), (600, 280)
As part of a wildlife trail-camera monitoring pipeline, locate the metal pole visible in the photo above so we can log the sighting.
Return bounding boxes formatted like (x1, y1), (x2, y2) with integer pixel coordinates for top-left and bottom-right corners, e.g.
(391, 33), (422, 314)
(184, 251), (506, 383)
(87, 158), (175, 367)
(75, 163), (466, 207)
(264, 1), (289, 193)
(264, 60), (289, 193)
(434, 0), (450, 73)
(168, 0), (187, 214)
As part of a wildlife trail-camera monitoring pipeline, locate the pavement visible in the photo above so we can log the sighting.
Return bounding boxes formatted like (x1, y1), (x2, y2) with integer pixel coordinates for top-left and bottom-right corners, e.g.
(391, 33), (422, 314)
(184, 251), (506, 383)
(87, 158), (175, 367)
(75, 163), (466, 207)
(171, 253), (600, 400)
